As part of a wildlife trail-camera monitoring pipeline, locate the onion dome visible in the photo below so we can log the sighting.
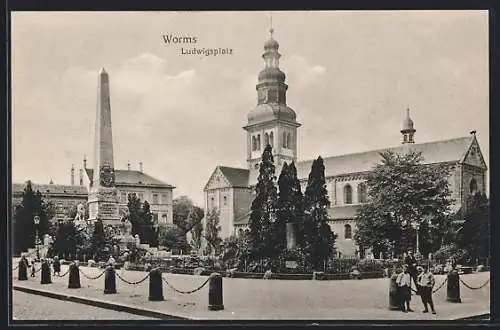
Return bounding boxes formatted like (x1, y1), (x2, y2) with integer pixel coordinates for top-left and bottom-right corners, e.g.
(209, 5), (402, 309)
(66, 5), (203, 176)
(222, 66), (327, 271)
(247, 104), (297, 126)
(258, 67), (286, 82)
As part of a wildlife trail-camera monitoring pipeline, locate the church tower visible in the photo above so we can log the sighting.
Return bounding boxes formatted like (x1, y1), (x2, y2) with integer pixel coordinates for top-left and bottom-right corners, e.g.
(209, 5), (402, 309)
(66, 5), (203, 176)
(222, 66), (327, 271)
(401, 107), (416, 144)
(244, 27), (301, 185)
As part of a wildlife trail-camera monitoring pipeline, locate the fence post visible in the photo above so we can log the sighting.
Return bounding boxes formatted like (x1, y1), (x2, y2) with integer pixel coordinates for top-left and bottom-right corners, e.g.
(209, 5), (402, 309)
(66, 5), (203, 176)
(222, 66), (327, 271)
(208, 273), (224, 311)
(68, 263), (81, 288)
(18, 258), (28, 281)
(446, 269), (461, 303)
(388, 274), (400, 310)
(104, 265), (117, 294)
(40, 260), (52, 284)
(148, 268), (164, 301)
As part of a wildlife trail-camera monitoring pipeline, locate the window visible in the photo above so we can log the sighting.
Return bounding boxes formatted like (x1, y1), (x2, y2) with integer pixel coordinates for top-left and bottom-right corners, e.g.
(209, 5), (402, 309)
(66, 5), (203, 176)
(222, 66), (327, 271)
(223, 196), (227, 206)
(238, 228), (244, 237)
(252, 136), (257, 151)
(270, 131), (274, 148)
(344, 184), (353, 205)
(358, 183), (367, 204)
(264, 133), (269, 147)
(162, 194), (167, 204)
(211, 197), (215, 208)
(152, 193), (159, 204)
(345, 224), (352, 239)
(282, 131), (287, 148)
(287, 133), (291, 149)
(470, 179), (478, 194)
(139, 192), (144, 200)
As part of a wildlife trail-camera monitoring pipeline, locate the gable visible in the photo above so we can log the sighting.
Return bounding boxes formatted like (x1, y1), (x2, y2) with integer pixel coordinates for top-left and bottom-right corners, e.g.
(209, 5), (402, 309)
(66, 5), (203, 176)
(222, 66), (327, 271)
(204, 167), (232, 190)
(461, 137), (487, 169)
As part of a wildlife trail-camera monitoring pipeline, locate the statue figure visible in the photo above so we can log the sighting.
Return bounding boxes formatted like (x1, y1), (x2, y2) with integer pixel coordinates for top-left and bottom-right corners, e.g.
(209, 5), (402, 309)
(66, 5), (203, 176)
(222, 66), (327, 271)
(74, 203), (87, 230)
(43, 234), (52, 246)
(134, 234), (141, 246)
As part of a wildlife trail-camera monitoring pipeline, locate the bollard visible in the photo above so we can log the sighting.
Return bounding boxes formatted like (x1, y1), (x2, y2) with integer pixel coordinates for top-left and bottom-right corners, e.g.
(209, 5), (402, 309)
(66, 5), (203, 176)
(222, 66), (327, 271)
(446, 270), (461, 303)
(148, 268), (164, 301)
(40, 261), (52, 284)
(104, 265), (117, 294)
(208, 273), (224, 311)
(388, 274), (400, 310)
(18, 259), (28, 281)
(68, 263), (81, 289)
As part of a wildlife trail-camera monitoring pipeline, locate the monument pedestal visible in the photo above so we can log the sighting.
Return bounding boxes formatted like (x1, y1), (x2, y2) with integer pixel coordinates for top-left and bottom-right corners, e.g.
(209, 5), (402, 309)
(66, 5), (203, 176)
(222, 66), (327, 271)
(286, 222), (296, 250)
(88, 187), (120, 226)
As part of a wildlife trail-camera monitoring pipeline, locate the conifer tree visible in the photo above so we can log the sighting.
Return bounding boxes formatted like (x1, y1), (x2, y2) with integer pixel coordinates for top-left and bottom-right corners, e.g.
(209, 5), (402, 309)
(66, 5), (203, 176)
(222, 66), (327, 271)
(248, 144), (278, 260)
(303, 157), (336, 270)
(91, 219), (107, 261)
(277, 161), (305, 253)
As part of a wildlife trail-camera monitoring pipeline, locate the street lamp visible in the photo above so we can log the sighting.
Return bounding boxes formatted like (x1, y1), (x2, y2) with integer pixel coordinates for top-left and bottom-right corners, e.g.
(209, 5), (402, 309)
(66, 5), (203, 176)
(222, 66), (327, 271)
(33, 215), (41, 246)
(411, 221), (420, 254)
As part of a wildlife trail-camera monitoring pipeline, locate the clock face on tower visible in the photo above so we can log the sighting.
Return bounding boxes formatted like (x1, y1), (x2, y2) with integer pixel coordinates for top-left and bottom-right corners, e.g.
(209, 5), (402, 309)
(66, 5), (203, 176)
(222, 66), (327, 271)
(100, 165), (115, 187)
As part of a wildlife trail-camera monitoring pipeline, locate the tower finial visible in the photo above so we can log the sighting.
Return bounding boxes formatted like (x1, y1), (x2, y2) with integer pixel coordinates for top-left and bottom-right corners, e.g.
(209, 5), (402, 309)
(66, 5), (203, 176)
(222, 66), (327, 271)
(269, 12), (274, 38)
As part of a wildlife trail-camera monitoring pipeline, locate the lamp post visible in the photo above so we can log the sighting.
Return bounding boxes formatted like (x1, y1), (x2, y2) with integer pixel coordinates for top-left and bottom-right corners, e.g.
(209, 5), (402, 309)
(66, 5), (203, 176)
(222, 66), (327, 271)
(33, 215), (41, 260)
(411, 221), (420, 254)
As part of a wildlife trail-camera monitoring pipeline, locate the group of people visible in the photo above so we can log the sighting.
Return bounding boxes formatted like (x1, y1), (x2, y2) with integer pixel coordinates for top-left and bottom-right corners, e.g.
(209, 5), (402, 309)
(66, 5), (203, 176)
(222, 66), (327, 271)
(395, 249), (437, 314)
(20, 254), (62, 277)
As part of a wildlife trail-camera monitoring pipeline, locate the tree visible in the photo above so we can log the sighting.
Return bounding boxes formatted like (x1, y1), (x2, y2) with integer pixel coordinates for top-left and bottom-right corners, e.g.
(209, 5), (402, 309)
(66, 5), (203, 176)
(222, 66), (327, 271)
(303, 157), (336, 270)
(248, 144), (279, 259)
(458, 192), (489, 263)
(189, 207), (204, 250)
(140, 200), (154, 244)
(91, 219), (108, 261)
(13, 180), (54, 254)
(172, 196), (204, 251)
(127, 193), (143, 237)
(277, 161), (305, 252)
(52, 220), (79, 259)
(354, 150), (452, 258)
(158, 224), (191, 253)
(204, 208), (222, 256)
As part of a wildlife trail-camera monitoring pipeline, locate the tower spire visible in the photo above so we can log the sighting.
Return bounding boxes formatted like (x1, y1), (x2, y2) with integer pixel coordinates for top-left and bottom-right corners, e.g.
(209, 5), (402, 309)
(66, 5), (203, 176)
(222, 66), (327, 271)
(401, 106), (416, 144)
(269, 12), (274, 38)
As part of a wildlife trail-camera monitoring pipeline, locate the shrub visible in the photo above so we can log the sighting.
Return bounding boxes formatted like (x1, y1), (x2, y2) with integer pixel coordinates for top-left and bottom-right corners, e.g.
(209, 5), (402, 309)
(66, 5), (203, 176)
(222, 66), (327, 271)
(357, 259), (384, 273)
(326, 258), (358, 274)
(434, 244), (470, 265)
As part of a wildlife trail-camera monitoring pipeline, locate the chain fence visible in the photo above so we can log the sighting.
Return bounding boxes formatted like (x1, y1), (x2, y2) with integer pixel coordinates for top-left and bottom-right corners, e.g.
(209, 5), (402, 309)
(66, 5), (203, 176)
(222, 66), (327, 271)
(460, 278), (490, 290)
(161, 275), (211, 295)
(79, 268), (107, 280)
(411, 277), (447, 295)
(115, 272), (150, 286)
(57, 268), (71, 278)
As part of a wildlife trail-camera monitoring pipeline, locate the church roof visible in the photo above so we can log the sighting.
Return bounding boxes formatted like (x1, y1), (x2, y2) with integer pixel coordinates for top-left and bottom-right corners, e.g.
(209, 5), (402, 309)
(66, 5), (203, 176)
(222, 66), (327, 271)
(84, 168), (175, 188)
(218, 166), (250, 188)
(295, 136), (474, 180)
(247, 103), (298, 127)
(12, 183), (88, 196)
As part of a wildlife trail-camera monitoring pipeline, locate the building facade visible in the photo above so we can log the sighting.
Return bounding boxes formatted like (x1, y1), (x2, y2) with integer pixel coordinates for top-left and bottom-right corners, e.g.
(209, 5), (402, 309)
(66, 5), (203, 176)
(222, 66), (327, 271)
(203, 29), (488, 257)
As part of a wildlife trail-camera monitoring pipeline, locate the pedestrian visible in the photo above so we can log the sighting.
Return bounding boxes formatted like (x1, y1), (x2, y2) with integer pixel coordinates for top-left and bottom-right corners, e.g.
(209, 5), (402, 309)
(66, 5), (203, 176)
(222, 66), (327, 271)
(107, 255), (116, 268)
(417, 264), (436, 314)
(396, 264), (413, 312)
(53, 256), (61, 276)
(404, 249), (418, 290)
(30, 259), (36, 277)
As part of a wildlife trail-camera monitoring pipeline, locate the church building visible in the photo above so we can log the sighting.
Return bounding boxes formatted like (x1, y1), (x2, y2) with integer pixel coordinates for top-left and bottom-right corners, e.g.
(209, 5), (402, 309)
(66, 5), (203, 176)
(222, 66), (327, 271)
(202, 28), (488, 257)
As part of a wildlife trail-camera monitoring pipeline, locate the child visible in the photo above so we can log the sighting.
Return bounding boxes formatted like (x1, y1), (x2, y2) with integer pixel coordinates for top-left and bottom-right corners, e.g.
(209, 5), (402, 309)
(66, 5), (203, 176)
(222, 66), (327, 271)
(418, 265), (436, 314)
(396, 264), (413, 312)
(30, 260), (36, 277)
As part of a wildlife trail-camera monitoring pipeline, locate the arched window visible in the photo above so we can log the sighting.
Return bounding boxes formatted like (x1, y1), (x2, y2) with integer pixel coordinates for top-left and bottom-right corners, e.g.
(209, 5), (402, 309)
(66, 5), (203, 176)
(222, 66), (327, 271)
(252, 136), (257, 151)
(344, 224), (352, 239)
(238, 228), (244, 237)
(282, 131), (287, 148)
(211, 197), (215, 208)
(223, 196), (227, 206)
(257, 134), (261, 150)
(470, 178), (478, 194)
(344, 184), (353, 204)
(270, 132), (274, 148)
(287, 133), (291, 149)
(358, 183), (367, 204)
(264, 133), (269, 147)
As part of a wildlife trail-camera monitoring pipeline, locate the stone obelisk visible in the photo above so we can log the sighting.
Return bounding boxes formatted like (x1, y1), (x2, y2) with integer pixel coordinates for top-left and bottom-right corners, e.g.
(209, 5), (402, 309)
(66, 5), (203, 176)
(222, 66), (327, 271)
(87, 67), (120, 226)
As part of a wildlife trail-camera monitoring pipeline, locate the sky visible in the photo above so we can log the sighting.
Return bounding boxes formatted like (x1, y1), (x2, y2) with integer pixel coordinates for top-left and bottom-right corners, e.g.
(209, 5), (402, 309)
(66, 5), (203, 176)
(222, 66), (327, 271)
(11, 11), (489, 206)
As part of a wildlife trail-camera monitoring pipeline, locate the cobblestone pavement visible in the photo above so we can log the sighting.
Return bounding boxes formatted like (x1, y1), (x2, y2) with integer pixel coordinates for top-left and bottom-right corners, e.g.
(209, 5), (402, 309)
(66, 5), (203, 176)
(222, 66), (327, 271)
(12, 290), (155, 320)
(12, 264), (490, 320)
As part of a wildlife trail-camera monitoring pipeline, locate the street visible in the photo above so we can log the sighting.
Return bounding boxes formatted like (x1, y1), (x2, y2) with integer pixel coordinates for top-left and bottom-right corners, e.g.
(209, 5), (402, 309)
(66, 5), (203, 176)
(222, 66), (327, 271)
(12, 291), (155, 320)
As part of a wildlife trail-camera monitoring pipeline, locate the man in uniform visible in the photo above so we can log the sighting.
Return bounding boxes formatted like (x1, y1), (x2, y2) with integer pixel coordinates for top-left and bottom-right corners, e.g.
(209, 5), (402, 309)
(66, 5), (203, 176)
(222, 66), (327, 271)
(404, 249), (418, 290)
(396, 264), (413, 312)
(417, 265), (436, 314)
